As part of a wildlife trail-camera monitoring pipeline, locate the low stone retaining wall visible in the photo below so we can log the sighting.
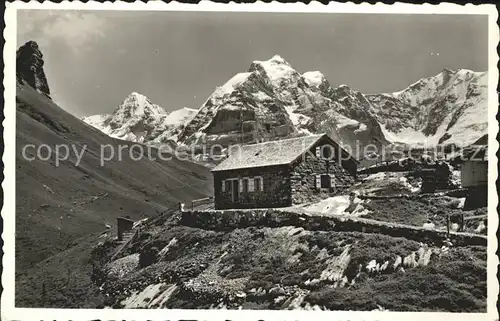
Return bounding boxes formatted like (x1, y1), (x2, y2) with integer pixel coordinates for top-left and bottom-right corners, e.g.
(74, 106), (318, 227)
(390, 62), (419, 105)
(358, 189), (468, 200)
(180, 209), (486, 247)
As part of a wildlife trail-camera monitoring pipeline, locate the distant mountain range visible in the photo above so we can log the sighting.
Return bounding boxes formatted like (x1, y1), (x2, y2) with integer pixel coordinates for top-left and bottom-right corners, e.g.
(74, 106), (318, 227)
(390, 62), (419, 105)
(82, 55), (488, 159)
(366, 68), (487, 147)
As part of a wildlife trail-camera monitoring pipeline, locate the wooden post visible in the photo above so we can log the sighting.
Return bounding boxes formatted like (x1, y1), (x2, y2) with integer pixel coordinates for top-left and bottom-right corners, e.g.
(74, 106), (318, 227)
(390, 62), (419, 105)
(446, 214), (450, 238)
(460, 214), (465, 232)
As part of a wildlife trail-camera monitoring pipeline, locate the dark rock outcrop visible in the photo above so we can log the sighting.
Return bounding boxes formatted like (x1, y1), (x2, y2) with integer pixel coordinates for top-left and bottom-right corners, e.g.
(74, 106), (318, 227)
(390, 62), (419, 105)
(16, 40), (51, 98)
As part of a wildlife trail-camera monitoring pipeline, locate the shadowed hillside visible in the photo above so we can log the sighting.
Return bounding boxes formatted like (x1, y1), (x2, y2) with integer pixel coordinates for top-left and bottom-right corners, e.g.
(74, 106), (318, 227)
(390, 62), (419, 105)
(16, 82), (213, 271)
(15, 41), (213, 306)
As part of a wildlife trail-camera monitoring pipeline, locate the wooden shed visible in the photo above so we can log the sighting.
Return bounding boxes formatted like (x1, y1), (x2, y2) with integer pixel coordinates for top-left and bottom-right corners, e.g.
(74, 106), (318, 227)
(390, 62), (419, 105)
(461, 147), (488, 188)
(460, 146), (488, 209)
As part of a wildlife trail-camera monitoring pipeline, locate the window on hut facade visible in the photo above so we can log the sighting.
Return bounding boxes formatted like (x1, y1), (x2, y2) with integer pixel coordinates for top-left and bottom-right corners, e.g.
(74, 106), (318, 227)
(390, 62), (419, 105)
(224, 180), (231, 193)
(242, 178), (249, 193)
(254, 177), (263, 191)
(315, 174), (335, 189)
(320, 174), (331, 188)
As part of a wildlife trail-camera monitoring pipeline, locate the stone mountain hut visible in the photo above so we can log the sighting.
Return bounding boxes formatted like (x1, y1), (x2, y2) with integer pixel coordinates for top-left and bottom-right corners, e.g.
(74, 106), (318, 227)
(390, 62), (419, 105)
(211, 134), (358, 210)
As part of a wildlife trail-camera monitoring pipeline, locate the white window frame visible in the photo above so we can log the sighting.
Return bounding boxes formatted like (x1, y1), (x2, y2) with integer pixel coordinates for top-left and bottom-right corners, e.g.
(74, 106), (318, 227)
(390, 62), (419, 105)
(315, 173), (334, 190)
(225, 178), (238, 194)
(248, 177), (254, 192)
(253, 176), (263, 192)
(225, 176), (264, 194)
(241, 177), (250, 193)
(315, 146), (321, 158)
(315, 174), (321, 190)
(329, 174), (336, 187)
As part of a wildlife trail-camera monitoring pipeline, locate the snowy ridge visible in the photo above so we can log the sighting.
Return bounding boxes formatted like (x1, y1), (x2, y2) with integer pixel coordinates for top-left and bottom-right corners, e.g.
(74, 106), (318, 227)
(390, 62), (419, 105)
(178, 55), (387, 157)
(302, 71), (326, 87)
(81, 92), (197, 144)
(152, 107), (198, 144)
(213, 72), (252, 98)
(251, 54), (298, 83)
(367, 68), (488, 147)
(81, 114), (111, 128)
(179, 56), (487, 159)
(163, 107), (197, 126)
(83, 57), (488, 162)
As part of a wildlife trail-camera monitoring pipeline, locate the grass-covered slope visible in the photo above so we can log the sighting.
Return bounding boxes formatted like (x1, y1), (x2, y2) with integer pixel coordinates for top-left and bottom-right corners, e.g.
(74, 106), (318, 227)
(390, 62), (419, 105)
(15, 83), (213, 306)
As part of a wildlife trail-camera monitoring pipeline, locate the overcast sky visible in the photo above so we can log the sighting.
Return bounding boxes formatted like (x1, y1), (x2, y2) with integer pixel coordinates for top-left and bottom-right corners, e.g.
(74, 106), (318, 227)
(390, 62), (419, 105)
(17, 10), (488, 117)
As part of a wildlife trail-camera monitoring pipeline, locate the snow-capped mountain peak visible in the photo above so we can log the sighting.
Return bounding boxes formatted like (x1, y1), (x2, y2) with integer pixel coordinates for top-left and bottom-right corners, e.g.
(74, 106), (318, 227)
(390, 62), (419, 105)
(113, 92), (168, 119)
(212, 72), (252, 99)
(177, 55), (389, 157)
(302, 71), (326, 87)
(263, 54), (289, 64)
(367, 68), (487, 147)
(163, 107), (197, 126)
(209, 55), (301, 101)
(121, 92), (147, 113)
(84, 59), (487, 163)
(249, 55), (299, 83)
(82, 92), (197, 144)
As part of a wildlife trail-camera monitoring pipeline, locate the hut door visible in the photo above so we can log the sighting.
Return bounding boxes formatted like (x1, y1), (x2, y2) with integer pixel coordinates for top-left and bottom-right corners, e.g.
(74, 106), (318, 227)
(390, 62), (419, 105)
(231, 180), (239, 203)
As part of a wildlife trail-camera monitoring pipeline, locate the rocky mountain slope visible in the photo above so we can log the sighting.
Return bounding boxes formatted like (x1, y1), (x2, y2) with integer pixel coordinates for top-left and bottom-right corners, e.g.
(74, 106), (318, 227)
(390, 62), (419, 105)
(81, 55), (487, 160)
(367, 68), (488, 147)
(176, 56), (487, 159)
(81, 93), (197, 145)
(15, 41), (213, 307)
(91, 178), (487, 311)
(299, 72), (389, 154)
(177, 55), (388, 157)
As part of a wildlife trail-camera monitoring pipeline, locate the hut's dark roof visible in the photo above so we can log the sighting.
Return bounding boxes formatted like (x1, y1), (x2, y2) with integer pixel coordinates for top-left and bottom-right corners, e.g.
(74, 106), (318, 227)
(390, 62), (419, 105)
(212, 134), (355, 172)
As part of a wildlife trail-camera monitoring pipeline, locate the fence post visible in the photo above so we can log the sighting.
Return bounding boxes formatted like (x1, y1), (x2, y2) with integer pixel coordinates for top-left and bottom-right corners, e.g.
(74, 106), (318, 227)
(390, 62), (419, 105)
(446, 214), (450, 238)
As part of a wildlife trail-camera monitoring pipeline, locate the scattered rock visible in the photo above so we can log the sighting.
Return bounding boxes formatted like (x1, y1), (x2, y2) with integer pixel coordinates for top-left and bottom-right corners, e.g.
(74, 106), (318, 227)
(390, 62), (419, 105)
(417, 247), (433, 266)
(319, 245), (351, 282)
(365, 259), (378, 273)
(475, 221), (486, 234)
(393, 255), (402, 270)
(380, 260), (389, 272)
(423, 222), (436, 229)
(403, 252), (418, 268)
(106, 253), (140, 279)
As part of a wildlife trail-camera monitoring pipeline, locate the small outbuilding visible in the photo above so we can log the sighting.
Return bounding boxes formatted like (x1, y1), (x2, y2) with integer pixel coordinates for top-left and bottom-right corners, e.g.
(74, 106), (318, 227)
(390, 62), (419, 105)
(461, 147), (488, 188)
(116, 216), (135, 241)
(461, 146), (488, 209)
(211, 134), (358, 210)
